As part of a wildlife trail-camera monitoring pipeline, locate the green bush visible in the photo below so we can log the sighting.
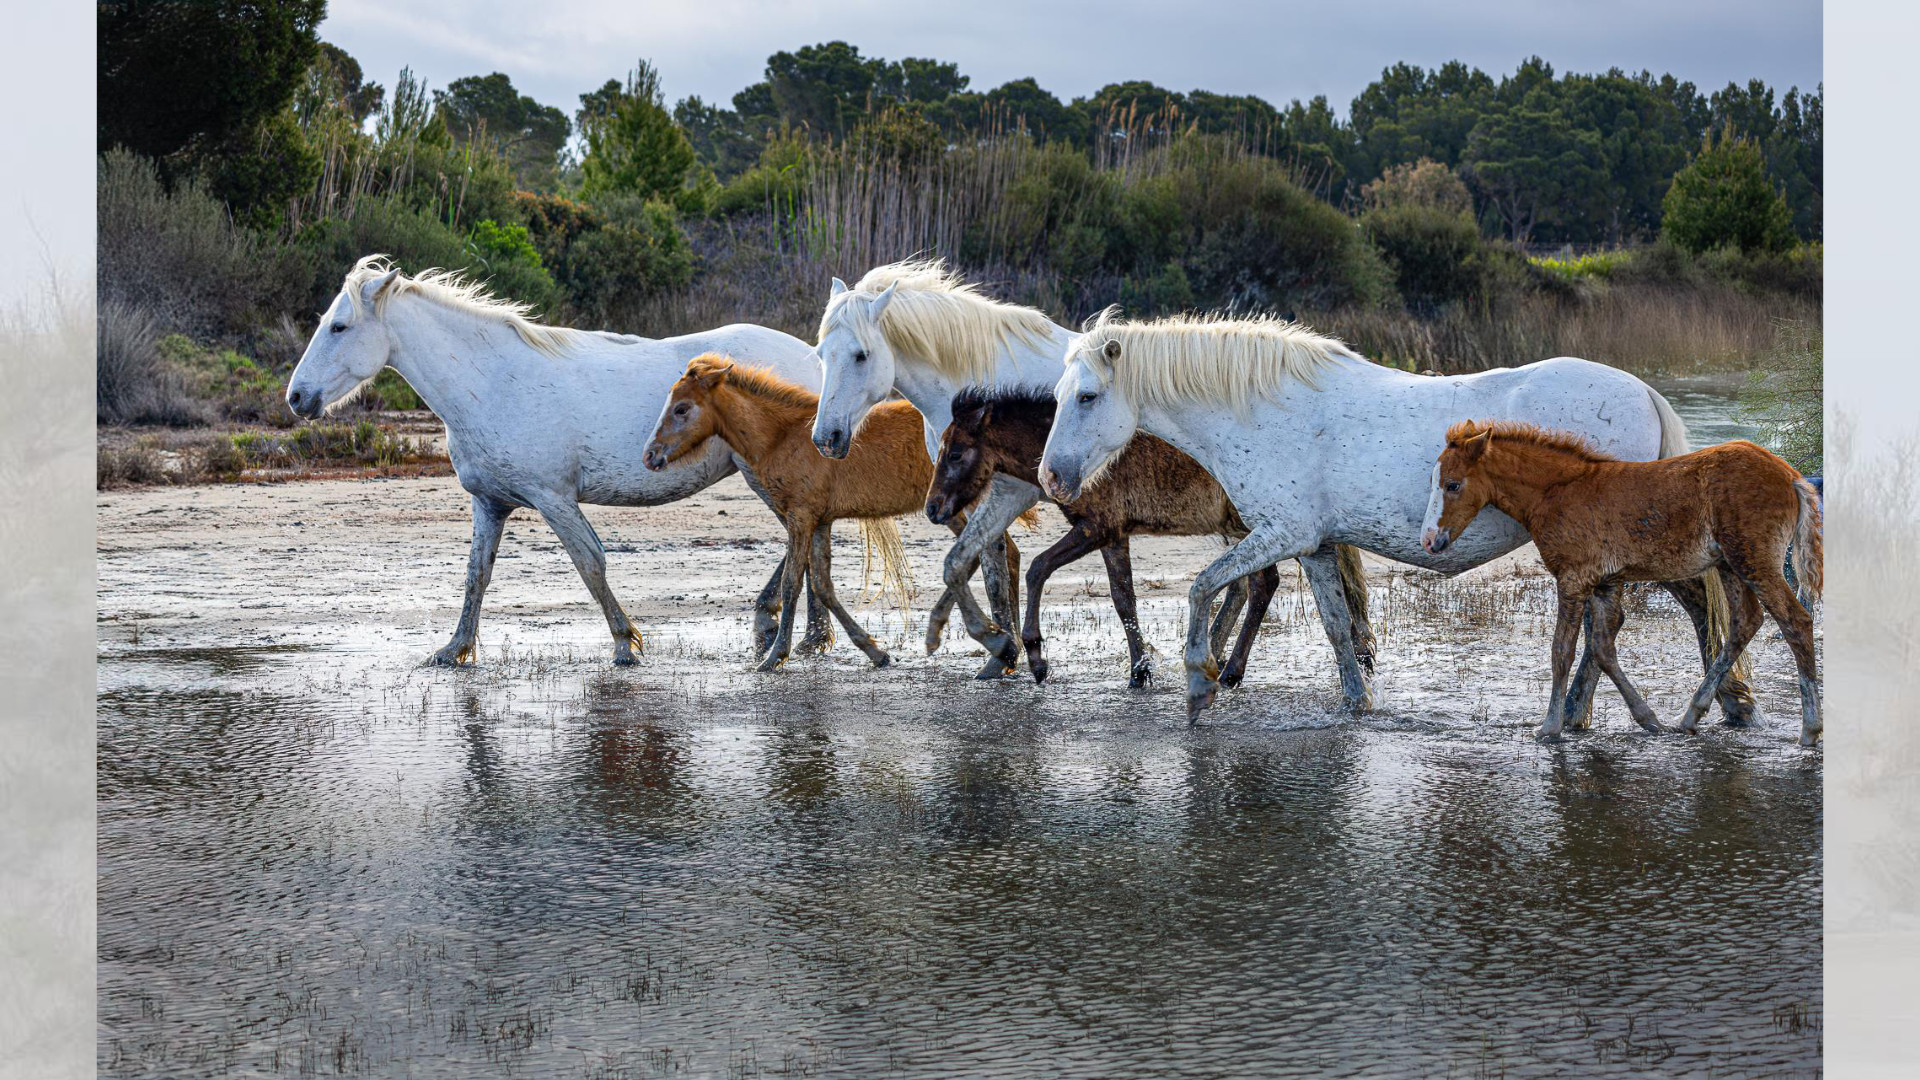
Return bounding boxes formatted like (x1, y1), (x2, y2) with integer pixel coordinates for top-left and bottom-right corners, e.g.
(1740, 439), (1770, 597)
(545, 196), (694, 329)
(465, 218), (564, 314)
(293, 199), (469, 310)
(97, 300), (208, 426)
(1365, 204), (1485, 312)
(1738, 320), (1822, 472)
(712, 135), (810, 218)
(201, 109), (322, 233)
(1663, 127), (1795, 255)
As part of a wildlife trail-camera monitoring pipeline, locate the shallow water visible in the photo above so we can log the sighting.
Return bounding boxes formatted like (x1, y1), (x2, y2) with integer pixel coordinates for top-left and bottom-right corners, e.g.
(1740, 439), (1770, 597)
(98, 380), (1820, 1078)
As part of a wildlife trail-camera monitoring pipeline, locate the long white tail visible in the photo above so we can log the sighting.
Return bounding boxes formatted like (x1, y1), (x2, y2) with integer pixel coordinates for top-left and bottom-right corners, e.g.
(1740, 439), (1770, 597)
(1648, 384), (1691, 459)
(1791, 477), (1824, 607)
(858, 517), (917, 616)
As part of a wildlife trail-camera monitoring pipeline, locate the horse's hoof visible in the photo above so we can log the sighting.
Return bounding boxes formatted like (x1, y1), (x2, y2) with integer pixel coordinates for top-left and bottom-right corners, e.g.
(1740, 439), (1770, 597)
(427, 644), (473, 667)
(973, 660), (1016, 681)
(1719, 698), (1759, 727)
(924, 618), (948, 656)
(1640, 715), (1671, 735)
(613, 654), (638, 667)
(1535, 727), (1563, 742)
(1219, 667), (1245, 690)
(1029, 657), (1049, 684)
(871, 652), (892, 669)
(1800, 730), (1821, 748)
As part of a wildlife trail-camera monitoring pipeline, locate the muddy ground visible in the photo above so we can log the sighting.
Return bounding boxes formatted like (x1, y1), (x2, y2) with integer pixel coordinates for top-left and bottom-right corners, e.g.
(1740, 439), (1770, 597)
(96, 471), (1822, 1079)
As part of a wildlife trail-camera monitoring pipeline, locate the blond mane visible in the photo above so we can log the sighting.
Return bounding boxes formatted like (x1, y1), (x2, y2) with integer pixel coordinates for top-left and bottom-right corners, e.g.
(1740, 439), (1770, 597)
(685, 354), (821, 411)
(818, 258), (1061, 382)
(1075, 308), (1354, 415)
(1447, 419), (1618, 463)
(343, 254), (579, 358)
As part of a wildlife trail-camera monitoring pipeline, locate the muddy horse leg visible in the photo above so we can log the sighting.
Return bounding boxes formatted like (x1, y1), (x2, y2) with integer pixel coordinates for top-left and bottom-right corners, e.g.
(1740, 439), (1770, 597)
(1661, 577), (1758, 725)
(1586, 586), (1662, 733)
(430, 494), (512, 666)
(1020, 521), (1107, 684)
(1742, 561), (1823, 746)
(1300, 544), (1372, 710)
(1219, 564), (1280, 690)
(1335, 544), (1376, 676)
(1562, 599), (1611, 730)
(806, 525), (891, 668)
(1095, 538), (1155, 689)
(1541, 585), (1590, 739)
(756, 521), (814, 672)
(1679, 568), (1765, 734)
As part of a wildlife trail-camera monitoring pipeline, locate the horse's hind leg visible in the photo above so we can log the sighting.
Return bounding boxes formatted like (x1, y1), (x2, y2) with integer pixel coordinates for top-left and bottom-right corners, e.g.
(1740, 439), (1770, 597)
(1562, 600), (1611, 730)
(531, 496), (643, 665)
(1662, 577), (1758, 726)
(1680, 568), (1764, 733)
(806, 526), (890, 668)
(1744, 563), (1822, 746)
(1586, 586), (1662, 733)
(1020, 521), (1106, 684)
(1211, 579), (1249, 659)
(430, 494), (513, 666)
(757, 524), (812, 672)
(1300, 544), (1373, 710)
(1219, 564), (1280, 690)
(752, 556), (786, 657)
(794, 525), (837, 655)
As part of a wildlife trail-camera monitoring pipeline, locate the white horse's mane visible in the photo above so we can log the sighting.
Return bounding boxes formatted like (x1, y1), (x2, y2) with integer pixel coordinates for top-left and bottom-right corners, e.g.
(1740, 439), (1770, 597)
(819, 258), (1060, 382)
(343, 254), (580, 357)
(1076, 307), (1355, 414)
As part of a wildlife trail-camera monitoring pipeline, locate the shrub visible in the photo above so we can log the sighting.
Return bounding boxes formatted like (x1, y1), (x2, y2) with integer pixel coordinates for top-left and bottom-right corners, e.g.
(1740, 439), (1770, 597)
(1738, 320), (1822, 472)
(97, 300), (208, 426)
(1365, 204), (1485, 313)
(293, 198), (469, 311)
(465, 218), (564, 315)
(548, 196), (694, 329)
(712, 135), (810, 218)
(1662, 127), (1795, 255)
(97, 149), (313, 340)
(578, 60), (697, 203)
(200, 109), (323, 233)
(1361, 159), (1473, 216)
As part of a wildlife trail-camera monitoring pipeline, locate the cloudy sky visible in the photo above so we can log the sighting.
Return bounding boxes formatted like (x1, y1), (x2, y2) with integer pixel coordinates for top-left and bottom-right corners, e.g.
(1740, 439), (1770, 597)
(321, 0), (1823, 126)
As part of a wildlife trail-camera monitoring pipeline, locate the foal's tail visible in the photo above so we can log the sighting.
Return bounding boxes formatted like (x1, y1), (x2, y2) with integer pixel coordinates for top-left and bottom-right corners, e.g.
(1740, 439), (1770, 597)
(1648, 385), (1752, 677)
(1791, 476), (1824, 607)
(859, 517), (917, 615)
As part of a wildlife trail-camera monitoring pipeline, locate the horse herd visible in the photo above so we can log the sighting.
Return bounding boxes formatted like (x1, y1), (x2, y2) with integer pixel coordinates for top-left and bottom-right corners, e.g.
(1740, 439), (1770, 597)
(285, 255), (1822, 745)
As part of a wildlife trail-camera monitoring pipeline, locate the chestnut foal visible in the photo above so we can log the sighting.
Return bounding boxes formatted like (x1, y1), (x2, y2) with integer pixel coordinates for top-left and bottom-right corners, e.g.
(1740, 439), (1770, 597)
(1423, 421), (1822, 745)
(645, 355), (926, 672)
(928, 387), (1374, 688)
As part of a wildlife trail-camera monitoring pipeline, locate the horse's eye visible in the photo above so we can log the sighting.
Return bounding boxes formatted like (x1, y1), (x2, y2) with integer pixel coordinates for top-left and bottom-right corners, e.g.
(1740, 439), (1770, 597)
(674, 404), (689, 417)
(947, 448), (963, 464)
(853, 351), (867, 364)
(1077, 391), (1098, 405)
(1445, 480), (1462, 494)
(331, 324), (347, 334)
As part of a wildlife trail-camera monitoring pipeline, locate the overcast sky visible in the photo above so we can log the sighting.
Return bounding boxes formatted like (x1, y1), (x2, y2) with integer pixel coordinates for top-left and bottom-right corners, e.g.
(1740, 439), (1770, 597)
(321, 0), (1823, 126)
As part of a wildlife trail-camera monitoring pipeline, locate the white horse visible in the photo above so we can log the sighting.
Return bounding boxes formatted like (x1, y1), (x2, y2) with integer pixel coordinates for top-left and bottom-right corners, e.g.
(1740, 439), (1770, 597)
(285, 255), (828, 665)
(1038, 309), (1749, 725)
(807, 260), (1076, 677)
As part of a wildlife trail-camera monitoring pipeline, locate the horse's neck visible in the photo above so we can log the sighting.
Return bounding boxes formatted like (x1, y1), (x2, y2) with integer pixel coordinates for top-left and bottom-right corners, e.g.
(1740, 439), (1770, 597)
(1480, 445), (1594, 527)
(708, 386), (808, 470)
(894, 325), (1076, 429)
(384, 299), (545, 432)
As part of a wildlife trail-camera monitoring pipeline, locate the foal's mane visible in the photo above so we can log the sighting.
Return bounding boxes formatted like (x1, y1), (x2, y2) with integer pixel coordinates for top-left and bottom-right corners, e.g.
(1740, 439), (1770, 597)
(344, 254), (580, 358)
(687, 354), (820, 411)
(1076, 307), (1354, 415)
(1449, 419), (1618, 463)
(820, 258), (1061, 382)
(950, 386), (1057, 433)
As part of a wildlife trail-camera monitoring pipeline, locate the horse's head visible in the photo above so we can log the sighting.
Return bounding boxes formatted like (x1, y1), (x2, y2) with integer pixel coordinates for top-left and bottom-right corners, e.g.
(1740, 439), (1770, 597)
(810, 277), (900, 459)
(644, 355), (730, 471)
(926, 391), (998, 525)
(286, 257), (404, 419)
(1422, 420), (1496, 554)
(1039, 335), (1137, 503)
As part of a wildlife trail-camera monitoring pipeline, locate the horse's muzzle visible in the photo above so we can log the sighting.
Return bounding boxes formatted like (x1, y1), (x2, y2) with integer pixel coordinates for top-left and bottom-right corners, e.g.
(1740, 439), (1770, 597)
(1422, 527), (1451, 555)
(642, 443), (668, 472)
(286, 387), (323, 419)
(813, 428), (850, 459)
(925, 494), (957, 525)
(1040, 467), (1079, 503)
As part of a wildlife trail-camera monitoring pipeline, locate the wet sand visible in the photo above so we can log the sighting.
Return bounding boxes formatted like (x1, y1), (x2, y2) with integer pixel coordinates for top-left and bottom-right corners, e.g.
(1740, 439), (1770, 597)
(97, 472), (1822, 1078)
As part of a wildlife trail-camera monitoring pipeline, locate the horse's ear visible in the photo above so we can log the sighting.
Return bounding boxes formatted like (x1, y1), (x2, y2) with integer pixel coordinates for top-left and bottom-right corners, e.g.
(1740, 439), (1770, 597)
(694, 362), (731, 389)
(1102, 339), (1122, 362)
(1461, 426), (1492, 461)
(831, 277), (848, 297)
(951, 394), (989, 430)
(868, 281), (898, 319)
(360, 268), (402, 306)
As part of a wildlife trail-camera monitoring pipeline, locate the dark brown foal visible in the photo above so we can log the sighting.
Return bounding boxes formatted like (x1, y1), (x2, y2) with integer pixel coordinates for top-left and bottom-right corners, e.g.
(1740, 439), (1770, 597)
(927, 388), (1373, 688)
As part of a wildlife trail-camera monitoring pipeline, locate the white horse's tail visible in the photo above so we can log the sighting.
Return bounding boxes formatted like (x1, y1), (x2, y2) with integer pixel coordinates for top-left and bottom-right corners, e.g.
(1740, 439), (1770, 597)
(1648, 385), (1691, 460)
(1791, 476), (1824, 607)
(859, 517), (917, 615)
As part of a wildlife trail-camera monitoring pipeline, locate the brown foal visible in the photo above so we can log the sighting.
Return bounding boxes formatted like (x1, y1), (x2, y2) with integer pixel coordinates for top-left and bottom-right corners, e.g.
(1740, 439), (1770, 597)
(1424, 420), (1822, 745)
(644, 354), (929, 672)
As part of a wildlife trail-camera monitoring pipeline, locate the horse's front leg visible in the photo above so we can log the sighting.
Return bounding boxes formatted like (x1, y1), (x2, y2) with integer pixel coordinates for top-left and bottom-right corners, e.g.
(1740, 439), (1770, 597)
(806, 524), (890, 668)
(531, 496), (642, 665)
(430, 494), (513, 666)
(1334, 544), (1377, 676)
(1586, 586), (1662, 733)
(1541, 587), (1590, 739)
(739, 464), (832, 654)
(942, 479), (1036, 678)
(795, 525), (838, 655)
(1099, 539), (1151, 688)
(1019, 520), (1107, 684)
(752, 555), (786, 658)
(1210, 578), (1249, 659)
(1300, 545), (1373, 710)
(1185, 527), (1297, 722)
(757, 524), (812, 672)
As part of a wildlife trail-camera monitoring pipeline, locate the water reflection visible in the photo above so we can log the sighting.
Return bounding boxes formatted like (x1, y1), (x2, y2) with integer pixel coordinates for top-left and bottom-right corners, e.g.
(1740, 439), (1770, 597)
(98, 641), (1821, 1079)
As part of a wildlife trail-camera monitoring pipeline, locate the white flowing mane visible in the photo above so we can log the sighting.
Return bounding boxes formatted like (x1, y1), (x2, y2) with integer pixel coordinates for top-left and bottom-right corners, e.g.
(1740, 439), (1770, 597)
(343, 254), (580, 358)
(1076, 308), (1355, 414)
(819, 258), (1061, 383)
